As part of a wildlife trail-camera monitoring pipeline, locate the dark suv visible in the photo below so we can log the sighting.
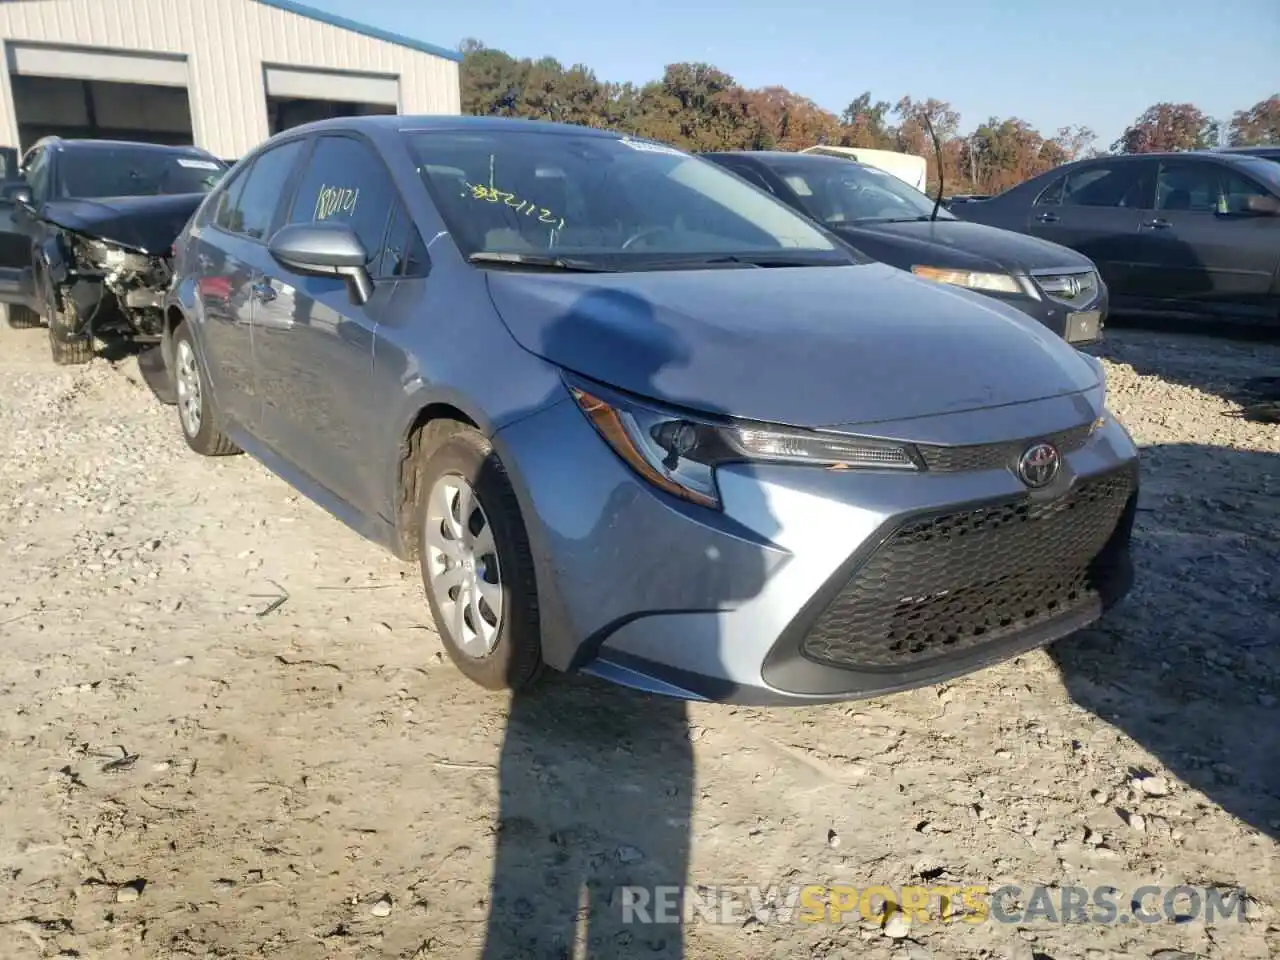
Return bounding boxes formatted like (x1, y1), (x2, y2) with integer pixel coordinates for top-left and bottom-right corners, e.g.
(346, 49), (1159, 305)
(0, 137), (226, 361)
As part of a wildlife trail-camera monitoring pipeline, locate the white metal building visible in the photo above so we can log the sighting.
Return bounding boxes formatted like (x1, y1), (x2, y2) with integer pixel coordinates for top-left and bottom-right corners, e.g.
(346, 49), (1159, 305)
(0, 0), (461, 160)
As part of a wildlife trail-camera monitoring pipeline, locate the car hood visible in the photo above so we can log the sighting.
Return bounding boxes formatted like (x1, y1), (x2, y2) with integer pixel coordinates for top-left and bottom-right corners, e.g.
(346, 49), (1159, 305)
(484, 261), (1101, 429)
(37, 193), (206, 255)
(831, 218), (1093, 274)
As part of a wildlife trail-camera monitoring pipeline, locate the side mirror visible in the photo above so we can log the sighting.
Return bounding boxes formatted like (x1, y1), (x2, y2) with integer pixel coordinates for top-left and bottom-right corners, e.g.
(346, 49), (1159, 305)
(1244, 194), (1280, 216)
(267, 221), (374, 305)
(1, 182), (32, 206)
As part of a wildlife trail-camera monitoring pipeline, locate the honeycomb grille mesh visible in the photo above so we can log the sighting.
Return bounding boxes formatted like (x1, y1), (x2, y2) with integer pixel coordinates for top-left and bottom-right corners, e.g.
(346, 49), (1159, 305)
(801, 469), (1136, 670)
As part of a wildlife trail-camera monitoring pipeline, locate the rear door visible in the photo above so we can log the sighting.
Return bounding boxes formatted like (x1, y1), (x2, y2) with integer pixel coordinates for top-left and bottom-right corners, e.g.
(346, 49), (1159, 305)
(1027, 159), (1154, 296)
(192, 137), (307, 431)
(1129, 157), (1280, 320)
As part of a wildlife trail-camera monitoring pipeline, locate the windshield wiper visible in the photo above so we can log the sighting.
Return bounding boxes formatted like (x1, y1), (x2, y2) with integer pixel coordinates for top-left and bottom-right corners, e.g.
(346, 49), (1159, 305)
(846, 216), (938, 224)
(633, 253), (847, 270)
(467, 252), (611, 272)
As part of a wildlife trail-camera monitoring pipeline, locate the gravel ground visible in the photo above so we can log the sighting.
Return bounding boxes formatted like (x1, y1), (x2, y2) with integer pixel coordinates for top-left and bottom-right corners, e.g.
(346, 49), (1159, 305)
(0, 321), (1276, 960)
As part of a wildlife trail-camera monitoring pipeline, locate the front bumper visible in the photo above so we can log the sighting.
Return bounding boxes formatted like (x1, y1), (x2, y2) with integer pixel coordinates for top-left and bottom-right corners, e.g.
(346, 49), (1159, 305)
(494, 391), (1140, 706)
(995, 273), (1109, 347)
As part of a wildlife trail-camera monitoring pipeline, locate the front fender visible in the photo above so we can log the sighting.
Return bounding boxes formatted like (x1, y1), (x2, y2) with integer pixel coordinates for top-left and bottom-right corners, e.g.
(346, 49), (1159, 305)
(35, 232), (69, 283)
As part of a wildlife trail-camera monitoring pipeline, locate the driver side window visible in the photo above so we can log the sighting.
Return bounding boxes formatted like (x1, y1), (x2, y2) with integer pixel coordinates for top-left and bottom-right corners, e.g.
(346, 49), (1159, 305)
(22, 148), (50, 202)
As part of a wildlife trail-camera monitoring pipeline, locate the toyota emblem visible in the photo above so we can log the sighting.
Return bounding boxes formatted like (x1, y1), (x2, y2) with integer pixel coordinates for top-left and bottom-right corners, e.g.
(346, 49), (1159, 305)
(1017, 442), (1061, 488)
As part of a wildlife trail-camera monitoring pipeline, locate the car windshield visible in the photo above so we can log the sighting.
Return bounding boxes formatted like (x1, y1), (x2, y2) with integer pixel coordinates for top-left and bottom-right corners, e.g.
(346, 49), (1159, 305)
(1235, 156), (1280, 190)
(406, 129), (855, 269)
(57, 147), (227, 199)
(767, 158), (954, 225)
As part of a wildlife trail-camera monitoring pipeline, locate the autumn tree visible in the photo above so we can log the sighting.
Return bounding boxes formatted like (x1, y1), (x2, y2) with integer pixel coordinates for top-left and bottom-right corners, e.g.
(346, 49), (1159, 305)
(457, 41), (1264, 193)
(1228, 94), (1280, 146)
(839, 92), (894, 149)
(1052, 124), (1098, 161)
(1112, 103), (1219, 153)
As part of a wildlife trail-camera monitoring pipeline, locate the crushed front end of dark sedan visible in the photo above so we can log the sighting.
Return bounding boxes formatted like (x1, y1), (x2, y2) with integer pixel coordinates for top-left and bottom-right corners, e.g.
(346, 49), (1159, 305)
(36, 192), (207, 350)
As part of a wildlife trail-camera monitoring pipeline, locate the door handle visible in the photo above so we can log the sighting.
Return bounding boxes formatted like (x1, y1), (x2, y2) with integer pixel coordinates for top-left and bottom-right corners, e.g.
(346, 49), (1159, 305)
(1035, 211), (1059, 224)
(1142, 218), (1172, 230)
(251, 280), (277, 302)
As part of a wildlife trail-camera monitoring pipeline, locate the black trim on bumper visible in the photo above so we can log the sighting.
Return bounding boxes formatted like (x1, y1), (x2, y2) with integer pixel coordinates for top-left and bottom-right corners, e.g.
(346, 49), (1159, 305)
(759, 463), (1139, 699)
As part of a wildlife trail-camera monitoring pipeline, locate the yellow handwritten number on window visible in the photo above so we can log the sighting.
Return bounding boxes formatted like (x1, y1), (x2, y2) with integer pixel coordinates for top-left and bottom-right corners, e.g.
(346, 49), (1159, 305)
(462, 181), (565, 230)
(315, 184), (359, 221)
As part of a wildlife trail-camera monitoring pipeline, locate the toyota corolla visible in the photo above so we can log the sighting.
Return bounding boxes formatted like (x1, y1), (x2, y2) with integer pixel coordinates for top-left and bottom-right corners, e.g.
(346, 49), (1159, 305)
(162, 116), (1139, 705)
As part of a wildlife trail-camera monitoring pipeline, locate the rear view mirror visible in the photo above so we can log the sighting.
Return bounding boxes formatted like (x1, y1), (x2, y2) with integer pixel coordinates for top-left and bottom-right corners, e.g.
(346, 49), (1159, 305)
(267, 221), (374, 305)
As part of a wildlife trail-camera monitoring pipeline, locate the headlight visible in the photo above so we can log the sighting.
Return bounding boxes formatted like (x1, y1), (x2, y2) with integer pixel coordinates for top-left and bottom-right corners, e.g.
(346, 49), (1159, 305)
(911, 265), (1022, 295)
(79, 238), (128, 268)
(565, 374), (920, 509)
(75, 236), (152, 272)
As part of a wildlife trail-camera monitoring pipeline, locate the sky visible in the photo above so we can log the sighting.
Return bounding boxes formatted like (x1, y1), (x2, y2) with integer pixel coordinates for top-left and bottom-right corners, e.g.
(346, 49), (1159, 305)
(315, 0), (1279, 148)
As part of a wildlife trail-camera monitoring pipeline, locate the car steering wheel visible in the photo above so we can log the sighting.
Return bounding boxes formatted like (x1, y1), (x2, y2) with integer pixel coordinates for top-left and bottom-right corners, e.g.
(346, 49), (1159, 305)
(621, 225), (677, 250)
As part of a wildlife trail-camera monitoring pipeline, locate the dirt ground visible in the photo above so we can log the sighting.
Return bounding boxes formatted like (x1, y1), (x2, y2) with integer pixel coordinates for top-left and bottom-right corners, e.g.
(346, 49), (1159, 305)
(0, 319), (1277, 960)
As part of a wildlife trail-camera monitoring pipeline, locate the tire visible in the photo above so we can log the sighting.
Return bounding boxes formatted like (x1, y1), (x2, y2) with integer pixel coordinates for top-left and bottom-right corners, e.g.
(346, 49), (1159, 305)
(416, 423), (542, 691)
(5, 304), (43, 329)
(171, 322), (240, 457)
(47, 300), (93, 366)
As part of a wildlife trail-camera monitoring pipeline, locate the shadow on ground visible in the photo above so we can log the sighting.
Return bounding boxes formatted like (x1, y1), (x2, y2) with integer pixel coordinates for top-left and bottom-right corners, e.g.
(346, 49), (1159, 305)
(481, 678), (693, 959)
(1052, 442), (1280, 840)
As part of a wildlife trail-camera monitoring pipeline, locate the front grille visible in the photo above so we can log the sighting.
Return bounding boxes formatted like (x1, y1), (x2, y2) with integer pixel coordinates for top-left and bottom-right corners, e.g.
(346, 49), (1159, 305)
(801, 469), (1135, 671)
(1033, 269), (1099, 308)
(917, 422), (1095, 473)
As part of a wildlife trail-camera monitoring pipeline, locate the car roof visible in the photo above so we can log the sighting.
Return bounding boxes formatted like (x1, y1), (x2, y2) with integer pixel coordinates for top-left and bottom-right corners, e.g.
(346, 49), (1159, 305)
(705, 150), (865, 169)
(41, 138), (222, 158)
(1064, 150), (1257, 164)
(272, 114), (631, 141)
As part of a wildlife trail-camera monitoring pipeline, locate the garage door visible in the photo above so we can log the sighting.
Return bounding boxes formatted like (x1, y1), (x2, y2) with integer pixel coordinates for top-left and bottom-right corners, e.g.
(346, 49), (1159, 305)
(264, 65), (399, 107)
(6, 44), (194, 149)
(6, 42), (188, 87)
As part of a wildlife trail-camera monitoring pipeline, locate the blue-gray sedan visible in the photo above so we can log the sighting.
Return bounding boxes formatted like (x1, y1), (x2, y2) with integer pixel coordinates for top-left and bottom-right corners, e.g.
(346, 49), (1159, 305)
(161, 116), (1140, 705)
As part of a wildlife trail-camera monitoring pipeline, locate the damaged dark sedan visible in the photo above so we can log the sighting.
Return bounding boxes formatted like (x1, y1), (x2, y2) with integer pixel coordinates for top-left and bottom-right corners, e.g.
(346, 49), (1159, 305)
(0, 137), (227, 363)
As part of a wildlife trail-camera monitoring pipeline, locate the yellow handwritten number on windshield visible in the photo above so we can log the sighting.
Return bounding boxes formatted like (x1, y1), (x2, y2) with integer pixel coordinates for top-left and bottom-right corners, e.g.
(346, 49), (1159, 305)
(463, 181), (565, 230)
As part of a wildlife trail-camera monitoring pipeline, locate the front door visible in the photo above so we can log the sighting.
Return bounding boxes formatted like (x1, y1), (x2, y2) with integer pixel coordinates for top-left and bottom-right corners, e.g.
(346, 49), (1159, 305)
(1129, 157), (1280, 320)
(252, 133), (403, 515)
(0, 146), (50, 306)
(1027, 159), (1154, 297)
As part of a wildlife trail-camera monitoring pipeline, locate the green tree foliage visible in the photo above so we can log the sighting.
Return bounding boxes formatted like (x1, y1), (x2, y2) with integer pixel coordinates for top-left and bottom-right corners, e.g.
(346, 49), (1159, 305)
(458, 41), (1261, 195)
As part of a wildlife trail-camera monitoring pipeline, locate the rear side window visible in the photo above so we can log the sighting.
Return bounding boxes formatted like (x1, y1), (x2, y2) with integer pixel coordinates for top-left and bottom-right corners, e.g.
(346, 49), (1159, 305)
(221, 139), (306, 240)
(1156, 160), (1271, 214)
(209, 165), (250, 230)
(285, 135), (398, 269)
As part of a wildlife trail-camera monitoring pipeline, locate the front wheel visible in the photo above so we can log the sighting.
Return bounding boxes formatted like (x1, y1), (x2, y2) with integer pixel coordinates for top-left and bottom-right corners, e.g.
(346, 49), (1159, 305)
(47, 301), (92, 366)
(416, 424), (542, 691)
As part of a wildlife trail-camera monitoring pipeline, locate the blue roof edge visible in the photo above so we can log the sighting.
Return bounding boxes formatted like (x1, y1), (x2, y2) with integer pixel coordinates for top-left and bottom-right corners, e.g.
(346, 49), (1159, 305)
(253, 0), (463, 62)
